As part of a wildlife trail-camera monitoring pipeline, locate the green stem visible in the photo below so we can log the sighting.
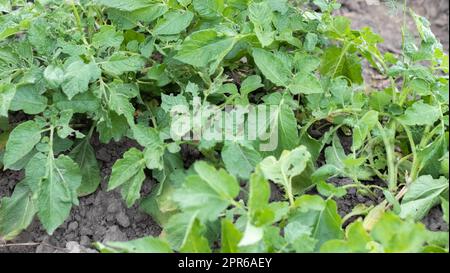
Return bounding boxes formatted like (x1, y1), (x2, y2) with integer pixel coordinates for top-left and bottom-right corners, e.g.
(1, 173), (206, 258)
(399, 122), (419, 182)
(70, 0), (89, 47)
(377, 122), (397, 191)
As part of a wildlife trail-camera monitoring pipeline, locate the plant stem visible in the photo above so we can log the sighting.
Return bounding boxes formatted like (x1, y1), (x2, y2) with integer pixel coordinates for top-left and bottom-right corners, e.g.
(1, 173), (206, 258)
(377, 122), (397, 191)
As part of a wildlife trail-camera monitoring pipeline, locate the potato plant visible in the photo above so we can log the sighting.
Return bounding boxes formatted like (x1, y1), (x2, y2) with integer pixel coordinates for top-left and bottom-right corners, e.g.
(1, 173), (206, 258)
(0, 0), (448, 253)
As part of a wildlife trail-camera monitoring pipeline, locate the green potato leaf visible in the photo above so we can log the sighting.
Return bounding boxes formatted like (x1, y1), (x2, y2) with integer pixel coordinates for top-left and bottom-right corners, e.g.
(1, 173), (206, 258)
(173, 161), (240, 221)
(290, 195), (344, 249)
(0, 182), (37, 241)
(10, 84), (47, 115)
(3, 120), (43, 170)
(62, 61), (101, 100)
(400, 176), (449, 221)
(398, 101), (440, 126)
(101, 52), (146, 76)
(108, 148), (146, 207)
(252, 48), (292, 87)
(221, 142), (262, 180)
(92, 25), (124, 49)
(95, 237), (173, 253)
(38, 155), (82, 234)
(153, 10), (194, 36)
(174, 29), (237, 72)
(94, 0), (157, 11)
(69, 137), (101, 197)
(0, 83), (15, 117)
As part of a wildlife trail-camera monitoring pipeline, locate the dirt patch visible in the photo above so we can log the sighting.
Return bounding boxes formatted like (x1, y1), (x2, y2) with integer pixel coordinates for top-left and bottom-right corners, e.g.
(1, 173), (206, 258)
(338, 0), (449, 53)
(0, 137), (161, 253)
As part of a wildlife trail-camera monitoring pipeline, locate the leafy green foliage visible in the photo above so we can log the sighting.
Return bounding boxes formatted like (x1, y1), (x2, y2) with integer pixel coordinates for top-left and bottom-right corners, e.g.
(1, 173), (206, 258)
(0, 0), (448, 253)
(3, 120), (42, 169)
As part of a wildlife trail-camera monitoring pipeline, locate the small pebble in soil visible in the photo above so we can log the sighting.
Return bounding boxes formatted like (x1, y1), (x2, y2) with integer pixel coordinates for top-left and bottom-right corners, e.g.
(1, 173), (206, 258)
(103, 226), (127, 243)
(116, 212), (131, 228)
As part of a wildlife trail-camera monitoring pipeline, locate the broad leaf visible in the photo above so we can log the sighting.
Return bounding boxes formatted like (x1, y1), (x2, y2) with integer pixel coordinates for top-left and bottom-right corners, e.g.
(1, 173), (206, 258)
(371, 212), (428, 253)
(10, 84), (47, 114)
(290, 195), (344, 248)
(92, 25), (124, 49)
(400, 176), (449, 221)
(352, 110), (379, 151)
(175, 29), (237, 72)
(95, 237), (173, 253)
(94, 0), (156, 11)
(69, 138), (101, 196)
(166, 212), (211, 252)
(173, 161), (240, 221)
(0, 182), (37, 241)
(221, 219), (242, 253)
(399, 101), (440, 126)
(0, 83), (15, 117)
(289, 72), (323, 95)
(320, 220), (372, 253)
(193, 0), (224, 18)
(252, 48), (292, 87)
(249, 1), (275, 47)
(260, 146), (311, 199)
(3, 120), (42, 169)
(320, 46), (363, 84)
(102, 52), (146, 76)
(153, 10), (194, 35)
(38, 155), (82, 234)
(108, 148), (146, 207)
(62, 61), (101, 100)
(221, 142), (262, 180)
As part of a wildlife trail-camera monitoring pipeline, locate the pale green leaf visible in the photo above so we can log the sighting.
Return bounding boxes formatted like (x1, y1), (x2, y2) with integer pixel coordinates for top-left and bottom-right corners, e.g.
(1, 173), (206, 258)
(38, 155), (82, 234)
(400, 176), (449, 221)
(352, 110), (379, 151)
(371, 212), (428, 252)
(175, 29), (237, 71)
(43, 64), (64, 89)
(94, 0), (156, 11)
(173, 161), (239, 221)
(249, 1), (275, 47)
(289, 72), (323, 94)
(193, 0), (224, 18)
(62, 61), (101, 100)
(0, 182), (37, 241)
(399, 101), (440, 126)
(0, 83), (15, 117)
(180, 217), (212, 253)
(290, 195), (344, 248)
(260, 146), (311, 199)
(153, 10), (194, 35)
(95, 236), (173, 253)
(108, 148), (145, 191)
(10, 84), (47, 114)
(69, 138), (101, 197)
(240, 75), (263, 96)
(92, 25), (123, 49)
(3, 120), (42, 169)
(221, 142), (261, 179)
(320, 220), (372, 253)
(221, 219), (242, 253)
(54, 91), (100, 114)
(252, 48), (292, 87)
(166, 212), (210, 252)
(102, 52), (146, 76)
